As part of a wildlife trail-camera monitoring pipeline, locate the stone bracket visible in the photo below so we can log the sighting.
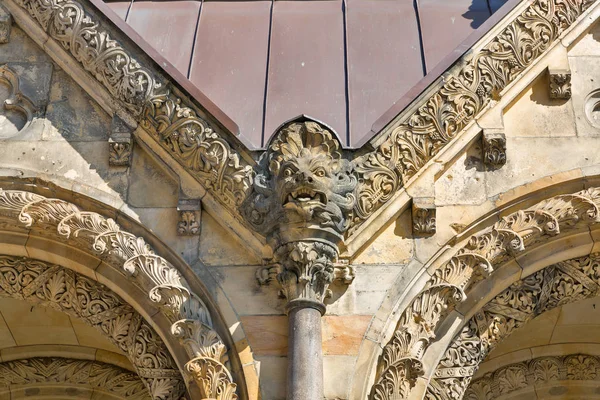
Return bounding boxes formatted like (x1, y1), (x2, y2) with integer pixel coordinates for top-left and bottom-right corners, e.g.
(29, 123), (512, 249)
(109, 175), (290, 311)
(482, 128), (506, 168)
(177, 197), (202, 236)
(548, 69), (572, 99)
(0, 5), (11, 43)
(412, 197), (436, 236)
(109, 115), (133, 166)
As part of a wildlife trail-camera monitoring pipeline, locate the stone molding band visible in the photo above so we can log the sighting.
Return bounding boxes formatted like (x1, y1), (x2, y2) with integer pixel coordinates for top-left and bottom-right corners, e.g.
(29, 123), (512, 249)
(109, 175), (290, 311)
(0, 356), (150, 399)
(10, 0), (595, 250)
(0, 189), (238, 400)
(372, 187), (600, 399)
(466, 353), (600, 399)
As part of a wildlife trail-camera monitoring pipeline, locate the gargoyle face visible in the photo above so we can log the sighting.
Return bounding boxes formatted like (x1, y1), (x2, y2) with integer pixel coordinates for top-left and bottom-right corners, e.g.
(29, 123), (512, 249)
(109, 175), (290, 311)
(241, 120), (357, 241)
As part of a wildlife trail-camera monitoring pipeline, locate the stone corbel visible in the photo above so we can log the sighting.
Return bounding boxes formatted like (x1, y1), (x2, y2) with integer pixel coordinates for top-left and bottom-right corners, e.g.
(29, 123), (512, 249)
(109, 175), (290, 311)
(0, 5), (11, 43)
(109, 115), (134, 166)
(478, 109), (506, 168)
(177, 197), (201, 236)
(548, 69), (572, 99)
(547, 45), (571, 100)
(412, 197), (436, 236)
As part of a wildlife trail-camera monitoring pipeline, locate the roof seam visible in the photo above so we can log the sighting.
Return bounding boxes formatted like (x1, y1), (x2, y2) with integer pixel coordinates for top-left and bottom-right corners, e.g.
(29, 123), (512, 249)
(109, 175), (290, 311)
(186, 0), (203, 80)
(261, 0), (275, 147)
(342, 0), (350, 145)
(413, 0), (427, 75)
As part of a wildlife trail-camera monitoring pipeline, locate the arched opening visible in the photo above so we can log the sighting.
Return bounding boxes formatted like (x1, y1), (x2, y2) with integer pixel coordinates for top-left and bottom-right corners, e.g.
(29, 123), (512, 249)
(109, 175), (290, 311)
(368, 186), (600, 400)
(0, 254), (183, 399)
(0, 183), (244, 399)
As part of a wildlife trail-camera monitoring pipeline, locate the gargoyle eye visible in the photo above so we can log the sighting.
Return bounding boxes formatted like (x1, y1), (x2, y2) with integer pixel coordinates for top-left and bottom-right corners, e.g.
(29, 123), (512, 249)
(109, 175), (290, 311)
(283, 168), (293, 177)
(314, 168), (326, 177)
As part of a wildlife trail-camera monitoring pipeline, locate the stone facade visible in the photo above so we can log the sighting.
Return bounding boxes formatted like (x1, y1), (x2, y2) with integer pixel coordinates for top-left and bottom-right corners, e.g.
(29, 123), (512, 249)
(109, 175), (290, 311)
(1, 0), (600, 399)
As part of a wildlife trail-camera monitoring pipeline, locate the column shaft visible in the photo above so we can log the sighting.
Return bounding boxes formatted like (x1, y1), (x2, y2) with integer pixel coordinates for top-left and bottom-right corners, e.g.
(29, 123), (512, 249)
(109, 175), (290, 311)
(287, 306), (323, 400)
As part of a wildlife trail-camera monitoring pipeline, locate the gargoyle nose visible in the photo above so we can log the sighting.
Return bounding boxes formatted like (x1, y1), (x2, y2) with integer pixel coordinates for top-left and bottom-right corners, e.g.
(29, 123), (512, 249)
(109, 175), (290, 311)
(299, 172), (313, 184)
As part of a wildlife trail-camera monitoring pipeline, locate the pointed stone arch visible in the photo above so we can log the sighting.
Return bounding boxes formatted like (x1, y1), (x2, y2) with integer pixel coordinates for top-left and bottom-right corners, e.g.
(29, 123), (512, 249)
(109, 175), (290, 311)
(369, 186), (600, 400)
(0, 187), (241, 400)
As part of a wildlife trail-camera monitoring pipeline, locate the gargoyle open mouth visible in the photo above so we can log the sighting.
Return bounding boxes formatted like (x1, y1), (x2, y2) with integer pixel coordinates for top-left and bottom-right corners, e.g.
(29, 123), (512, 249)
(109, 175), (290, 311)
(283, 187), (327, 205)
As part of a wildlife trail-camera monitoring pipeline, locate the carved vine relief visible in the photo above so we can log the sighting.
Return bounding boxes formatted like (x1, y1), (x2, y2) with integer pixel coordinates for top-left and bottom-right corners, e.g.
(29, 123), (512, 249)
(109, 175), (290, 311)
(0, 189), (238, 400)
(10, 0), (595, 245)
(371, 187), (600, 400)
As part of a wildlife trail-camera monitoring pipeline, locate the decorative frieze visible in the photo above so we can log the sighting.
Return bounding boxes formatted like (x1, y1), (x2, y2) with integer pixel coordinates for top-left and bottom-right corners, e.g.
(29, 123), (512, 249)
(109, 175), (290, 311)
(412, 198), (436, 236)
(482, 129), (506, 168)
(372, 187), (600, 400)
(0, 5), (11, 43)
(465, 354), (600, 400)
(548, 69), (572, 99)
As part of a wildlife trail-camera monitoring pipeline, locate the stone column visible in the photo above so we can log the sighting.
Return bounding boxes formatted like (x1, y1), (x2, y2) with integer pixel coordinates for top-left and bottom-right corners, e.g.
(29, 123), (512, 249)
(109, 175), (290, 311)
(287, 304), (324, 400)
(276, 241), (336, 400)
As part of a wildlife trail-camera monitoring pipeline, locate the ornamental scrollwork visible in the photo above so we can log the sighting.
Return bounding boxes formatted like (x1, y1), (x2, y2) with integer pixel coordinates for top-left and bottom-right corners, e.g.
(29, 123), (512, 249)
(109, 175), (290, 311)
(427, 253), (600, 399)
(0, 189), (238, 400)
(0, 357), (150, 399)
(0, 255), (183, 400)
(372, 188), (600, 400)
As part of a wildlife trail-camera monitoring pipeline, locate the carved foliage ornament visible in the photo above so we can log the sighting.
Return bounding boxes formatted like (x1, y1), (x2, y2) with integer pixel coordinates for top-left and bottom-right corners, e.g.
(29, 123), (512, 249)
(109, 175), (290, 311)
(427, 254), (600, 400)
(0, 356), (150, 399)
(372, 188), (600, 400)
(0, 189), (238, 400)
(0, 256), (181, 399)
(12, 0), (595, 239)
(465, 353), (600, 400)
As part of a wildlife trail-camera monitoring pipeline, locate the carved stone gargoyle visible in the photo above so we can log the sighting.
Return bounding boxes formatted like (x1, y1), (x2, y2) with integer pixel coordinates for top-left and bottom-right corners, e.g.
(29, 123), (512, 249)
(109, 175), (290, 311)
(242, 119), (357, 310)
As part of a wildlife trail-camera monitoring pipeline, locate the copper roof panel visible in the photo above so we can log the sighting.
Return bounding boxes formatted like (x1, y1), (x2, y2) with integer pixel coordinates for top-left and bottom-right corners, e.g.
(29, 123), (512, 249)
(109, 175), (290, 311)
(190, 1), (271, 149)
(127, 1), (201, 77)
(264, 0), (347, 146)
(346, 0), (424, 146)
(105, 1), (130, 19)
(418, 0), (491, 72)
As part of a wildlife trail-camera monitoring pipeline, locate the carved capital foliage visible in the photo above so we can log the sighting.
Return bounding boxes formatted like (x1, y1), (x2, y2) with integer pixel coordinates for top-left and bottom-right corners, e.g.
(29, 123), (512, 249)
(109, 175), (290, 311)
(275, 241), (337, 311)
(0, 357), (150, 399)
(412, 199), (436, 236)
(0, 189), (238, 399)
(372, 187), (600, 400)
(464, 353), (600, 400)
